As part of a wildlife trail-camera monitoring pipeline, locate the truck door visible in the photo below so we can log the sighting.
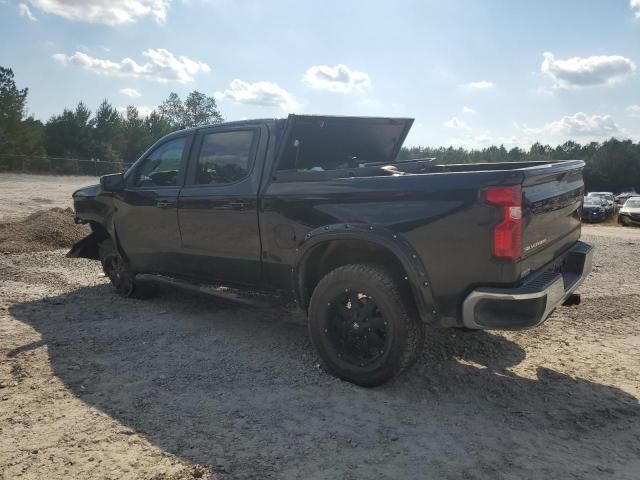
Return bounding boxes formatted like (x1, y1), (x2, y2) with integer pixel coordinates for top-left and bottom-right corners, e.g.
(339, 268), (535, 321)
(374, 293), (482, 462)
(115, 133), (192, 274)
(177, 126), (264, 285)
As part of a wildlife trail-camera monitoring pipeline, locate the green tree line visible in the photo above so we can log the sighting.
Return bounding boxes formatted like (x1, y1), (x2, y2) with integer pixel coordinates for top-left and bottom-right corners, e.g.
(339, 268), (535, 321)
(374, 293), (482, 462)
(1, 66), (638, 192)
(399, 141), (640, 193)
(0, 66), (222, 175)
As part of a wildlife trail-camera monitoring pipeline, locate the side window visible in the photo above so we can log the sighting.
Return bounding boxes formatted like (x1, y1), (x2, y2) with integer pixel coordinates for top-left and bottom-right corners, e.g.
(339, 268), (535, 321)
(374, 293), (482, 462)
(193, 130), (254, 185)
(132, 137), (186, 188)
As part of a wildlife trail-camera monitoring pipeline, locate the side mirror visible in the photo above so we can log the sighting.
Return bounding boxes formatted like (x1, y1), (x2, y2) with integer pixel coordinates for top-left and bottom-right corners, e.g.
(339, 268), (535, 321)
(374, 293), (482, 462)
(100, 173), (125, 192)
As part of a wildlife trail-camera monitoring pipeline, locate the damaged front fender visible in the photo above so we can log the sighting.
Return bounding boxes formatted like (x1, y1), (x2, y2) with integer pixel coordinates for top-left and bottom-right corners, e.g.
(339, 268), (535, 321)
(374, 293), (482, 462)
(66, 232), (100, 260)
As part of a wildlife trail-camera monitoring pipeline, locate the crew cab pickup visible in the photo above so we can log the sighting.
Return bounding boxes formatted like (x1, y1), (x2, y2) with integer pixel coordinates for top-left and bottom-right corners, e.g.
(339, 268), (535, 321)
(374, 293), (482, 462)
(69, 115), (593, 386)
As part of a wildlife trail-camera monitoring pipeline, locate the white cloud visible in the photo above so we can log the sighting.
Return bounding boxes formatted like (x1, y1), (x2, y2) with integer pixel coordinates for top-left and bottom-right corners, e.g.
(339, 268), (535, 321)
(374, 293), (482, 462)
(498, 136), (519, 147)
(464, 81), (495, 90)
(215, 79), (299, 110)
(462, 106), (476, 114)
(52, 49), (210, 83)
(632, 0), (640, 18)
(303, 64), (371, 93)
(120, 88), (141, 98)
(27, 0), (170, 25)
(527, 112), (624, 142)
(19, 3), (38, 20)
(117, 105), (156, 117)
(541, 52), (636, 88)
(627, 105), (640, 117)
(448, 135), (493, 149)
(444, 117), (469, 129)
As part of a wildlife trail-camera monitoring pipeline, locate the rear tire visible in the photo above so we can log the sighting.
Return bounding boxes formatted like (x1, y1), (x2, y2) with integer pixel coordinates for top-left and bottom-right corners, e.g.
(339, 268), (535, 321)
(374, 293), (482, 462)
(98, 239), (156, 298)
(308, 264), (424, 387)
(453, 326), (479, 333)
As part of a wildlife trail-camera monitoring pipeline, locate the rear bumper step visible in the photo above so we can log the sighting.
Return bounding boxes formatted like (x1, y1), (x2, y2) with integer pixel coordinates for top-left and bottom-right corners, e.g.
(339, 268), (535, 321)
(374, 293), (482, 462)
(462, 240), (593, 330)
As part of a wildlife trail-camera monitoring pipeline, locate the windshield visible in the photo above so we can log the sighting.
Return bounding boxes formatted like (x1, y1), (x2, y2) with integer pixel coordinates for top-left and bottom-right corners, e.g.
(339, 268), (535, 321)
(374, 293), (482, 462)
(583, 198), (601, 206)
(624, 199), (640, 208)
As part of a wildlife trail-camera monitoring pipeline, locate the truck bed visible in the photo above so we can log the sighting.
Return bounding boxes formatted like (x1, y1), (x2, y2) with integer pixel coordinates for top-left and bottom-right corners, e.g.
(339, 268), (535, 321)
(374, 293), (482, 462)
(262, 158), (585, 322)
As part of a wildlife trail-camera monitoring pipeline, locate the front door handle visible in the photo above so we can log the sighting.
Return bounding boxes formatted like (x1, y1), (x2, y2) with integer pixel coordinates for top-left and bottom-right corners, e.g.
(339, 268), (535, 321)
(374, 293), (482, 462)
(229, 201), (247, 210)
(156, 200), (175, 209)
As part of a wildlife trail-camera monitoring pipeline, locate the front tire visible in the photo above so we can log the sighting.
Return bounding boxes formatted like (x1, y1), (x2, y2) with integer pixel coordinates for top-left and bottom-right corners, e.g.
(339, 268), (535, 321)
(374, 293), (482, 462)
(98, 239), (155, 298)
(308, 264), (424, 387)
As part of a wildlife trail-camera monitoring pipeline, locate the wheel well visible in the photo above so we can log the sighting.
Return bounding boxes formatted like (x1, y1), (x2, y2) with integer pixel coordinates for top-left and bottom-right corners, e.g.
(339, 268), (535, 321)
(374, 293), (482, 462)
(89, 221), (110, 242)
(300, 239), (414, 310)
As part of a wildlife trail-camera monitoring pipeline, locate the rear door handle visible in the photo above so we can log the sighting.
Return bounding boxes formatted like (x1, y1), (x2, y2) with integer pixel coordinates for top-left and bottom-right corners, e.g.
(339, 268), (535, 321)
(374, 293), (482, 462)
(229, 201), (247, 210)
(156, 200), (175, 209)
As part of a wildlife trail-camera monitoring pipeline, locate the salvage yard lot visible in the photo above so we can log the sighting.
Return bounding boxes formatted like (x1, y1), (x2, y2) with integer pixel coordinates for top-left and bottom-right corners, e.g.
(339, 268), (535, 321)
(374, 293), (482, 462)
(0, 173), (94, 222)
(1, 173), (639, 479)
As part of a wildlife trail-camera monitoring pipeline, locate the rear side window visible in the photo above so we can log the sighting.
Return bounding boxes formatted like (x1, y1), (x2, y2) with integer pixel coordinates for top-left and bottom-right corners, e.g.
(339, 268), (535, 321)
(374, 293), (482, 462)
(193, 130), (255, 185)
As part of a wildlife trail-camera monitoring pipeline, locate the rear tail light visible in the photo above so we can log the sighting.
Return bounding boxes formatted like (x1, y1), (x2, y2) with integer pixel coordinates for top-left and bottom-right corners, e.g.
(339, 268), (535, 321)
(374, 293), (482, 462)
(484, 185), (522, 260)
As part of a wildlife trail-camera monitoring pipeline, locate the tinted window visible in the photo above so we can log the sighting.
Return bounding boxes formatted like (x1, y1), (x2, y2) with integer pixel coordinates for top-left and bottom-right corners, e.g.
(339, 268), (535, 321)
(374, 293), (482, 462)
(133, 137), (186, 187)
(194, 131), (254, 185)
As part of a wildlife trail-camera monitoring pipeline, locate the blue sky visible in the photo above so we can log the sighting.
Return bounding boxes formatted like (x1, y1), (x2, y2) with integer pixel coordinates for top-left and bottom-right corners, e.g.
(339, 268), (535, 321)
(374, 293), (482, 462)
(1, 0), (640, 148)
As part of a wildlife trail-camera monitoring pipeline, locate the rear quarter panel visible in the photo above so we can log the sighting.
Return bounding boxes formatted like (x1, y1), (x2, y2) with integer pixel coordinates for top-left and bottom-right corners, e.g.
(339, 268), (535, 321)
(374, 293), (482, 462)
(260, 170), (525, 319)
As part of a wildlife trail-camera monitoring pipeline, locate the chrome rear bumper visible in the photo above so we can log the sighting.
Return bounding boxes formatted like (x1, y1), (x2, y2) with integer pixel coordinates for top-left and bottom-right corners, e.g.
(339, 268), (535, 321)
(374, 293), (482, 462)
(462, 241), (593, 330)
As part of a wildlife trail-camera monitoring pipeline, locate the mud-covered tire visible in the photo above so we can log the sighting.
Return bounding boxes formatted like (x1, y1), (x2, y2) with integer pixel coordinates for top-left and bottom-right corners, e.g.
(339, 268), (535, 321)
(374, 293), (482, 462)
(308, 264), (425, 387)
(453, 326), (479, 333)
(98, 239), (156, 298)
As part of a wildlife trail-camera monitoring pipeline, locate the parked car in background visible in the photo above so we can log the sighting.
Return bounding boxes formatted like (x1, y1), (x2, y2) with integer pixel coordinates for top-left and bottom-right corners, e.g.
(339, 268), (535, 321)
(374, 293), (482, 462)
(615, 192), (638, 205)
(581, 196), (607, 223)
(618, 197), (640, 226)
(587, 192), (615, 216)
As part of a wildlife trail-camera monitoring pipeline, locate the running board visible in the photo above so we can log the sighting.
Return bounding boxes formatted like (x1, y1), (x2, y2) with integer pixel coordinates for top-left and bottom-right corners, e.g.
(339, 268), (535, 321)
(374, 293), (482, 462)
(136, 274), (274, 308)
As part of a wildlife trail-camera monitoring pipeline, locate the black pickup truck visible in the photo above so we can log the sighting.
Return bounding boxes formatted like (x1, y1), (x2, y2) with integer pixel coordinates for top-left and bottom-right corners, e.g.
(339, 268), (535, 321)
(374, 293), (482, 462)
(69, 115), (593, 386)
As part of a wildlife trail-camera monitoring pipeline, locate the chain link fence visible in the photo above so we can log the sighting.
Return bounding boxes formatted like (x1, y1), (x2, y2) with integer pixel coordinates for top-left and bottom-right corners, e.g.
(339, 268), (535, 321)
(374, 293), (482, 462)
(0, 154), (133, 177)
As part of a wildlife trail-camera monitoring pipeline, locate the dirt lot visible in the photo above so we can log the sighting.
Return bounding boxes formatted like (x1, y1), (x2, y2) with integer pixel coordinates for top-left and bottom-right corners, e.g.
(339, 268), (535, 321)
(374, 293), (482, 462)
(0, 173), (95, 222)
(0, 174), (639, 479)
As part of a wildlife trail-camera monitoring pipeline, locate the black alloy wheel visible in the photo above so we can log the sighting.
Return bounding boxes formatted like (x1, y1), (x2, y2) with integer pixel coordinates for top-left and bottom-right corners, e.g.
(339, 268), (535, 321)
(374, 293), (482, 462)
(101, 249), (135, 296)
(308, 264), (424, 387)
(325, 289), (389, 368)
(98, 238), (156, 298)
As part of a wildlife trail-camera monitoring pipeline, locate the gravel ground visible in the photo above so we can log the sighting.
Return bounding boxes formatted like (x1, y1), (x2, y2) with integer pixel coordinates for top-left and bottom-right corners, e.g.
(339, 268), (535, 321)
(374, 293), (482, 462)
(0, 208), (89, 253)
(1, 226), (639, 480)
(0, 174), (638, 479)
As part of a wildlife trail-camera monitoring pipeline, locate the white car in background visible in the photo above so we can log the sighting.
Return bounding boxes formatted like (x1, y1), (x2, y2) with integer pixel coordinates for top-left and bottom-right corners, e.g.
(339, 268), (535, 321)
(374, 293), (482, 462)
(618, 197), (640, 226)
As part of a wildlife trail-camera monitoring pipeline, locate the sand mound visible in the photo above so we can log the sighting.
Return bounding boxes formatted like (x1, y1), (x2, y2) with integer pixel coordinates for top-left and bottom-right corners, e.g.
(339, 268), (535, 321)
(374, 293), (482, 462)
(0, 207), (90, 253)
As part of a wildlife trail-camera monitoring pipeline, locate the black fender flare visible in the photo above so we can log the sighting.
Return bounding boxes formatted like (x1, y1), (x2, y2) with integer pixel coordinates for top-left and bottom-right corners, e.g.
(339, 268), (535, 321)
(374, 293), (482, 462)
(101, 217), (131, 266)
(293, 223), (438, 323)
